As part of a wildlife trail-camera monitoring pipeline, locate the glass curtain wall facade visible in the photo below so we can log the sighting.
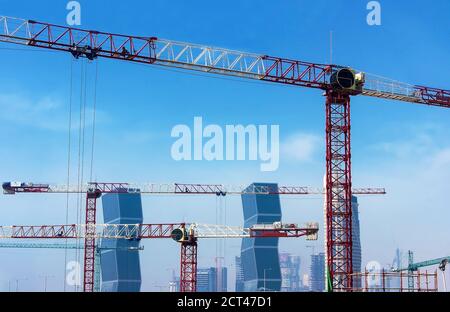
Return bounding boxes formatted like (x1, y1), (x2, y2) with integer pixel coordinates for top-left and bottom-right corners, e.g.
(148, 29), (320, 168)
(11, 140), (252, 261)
(310, 253), (326, 292)
(240, 183), (282, 291)
(197, 267), (228, 292)
(100, 192), (143, 292)
(351, 196), (362, 289)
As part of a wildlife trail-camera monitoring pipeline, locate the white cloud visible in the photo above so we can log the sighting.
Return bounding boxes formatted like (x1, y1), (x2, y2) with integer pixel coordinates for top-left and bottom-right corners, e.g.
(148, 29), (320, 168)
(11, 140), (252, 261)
(0, 93), (62, 130)
(0, 92), (108, 131)
(119, 130), (155, 144)
(356, 124), (450, 270)
(430, 148), (450, 169)
(368, 122), (449, 160)
(280, 132), (322, 162)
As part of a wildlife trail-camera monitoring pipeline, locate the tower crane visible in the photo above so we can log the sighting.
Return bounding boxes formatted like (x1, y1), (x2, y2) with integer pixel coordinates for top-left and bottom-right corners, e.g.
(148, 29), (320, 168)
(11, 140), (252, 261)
(0, 221), (318, 292)
(0, 16), (448, 292)
(392, 250), (450, 292)
(2, 181), (384, 292)
(2, 182), (385, 196)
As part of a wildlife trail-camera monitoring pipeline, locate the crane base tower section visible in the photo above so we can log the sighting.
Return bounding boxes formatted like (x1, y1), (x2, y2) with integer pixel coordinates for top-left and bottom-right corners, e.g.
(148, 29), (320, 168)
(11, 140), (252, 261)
(100, 192), (143, 292)
(240, 183), (282, 292)
(180, 240), (198, 292)
(325, 92), (353, 291)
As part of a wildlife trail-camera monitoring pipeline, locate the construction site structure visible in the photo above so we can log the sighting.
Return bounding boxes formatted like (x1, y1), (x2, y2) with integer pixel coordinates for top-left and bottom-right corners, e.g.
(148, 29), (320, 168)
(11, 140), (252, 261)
(349, 269), (438, 292)
(0, 15), (448, 291)
(392, 250), (450, 292)
(0, 221), (319, 292)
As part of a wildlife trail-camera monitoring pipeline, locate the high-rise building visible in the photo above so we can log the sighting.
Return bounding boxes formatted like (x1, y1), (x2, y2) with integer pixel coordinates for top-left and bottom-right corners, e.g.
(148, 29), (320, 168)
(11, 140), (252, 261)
(235, 256), (244, 292)
(302, 274), (310, 289)
(352, 196), (362, 288)
(279, 253), (302, 291)
(169, 279), (180, 292)
(387, 248), (403, 291)
(100, 192), (143, 292)
(169, 270), (180, 292)
(197, 268), (212, 292)
(197, 267), (228, 292)
(310, 253), (325, 292)
(240, 183), (282, 292)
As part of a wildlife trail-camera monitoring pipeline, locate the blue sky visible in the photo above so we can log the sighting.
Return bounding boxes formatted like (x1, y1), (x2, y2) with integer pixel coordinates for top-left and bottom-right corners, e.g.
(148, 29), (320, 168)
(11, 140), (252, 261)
(0, 0), (449, 291)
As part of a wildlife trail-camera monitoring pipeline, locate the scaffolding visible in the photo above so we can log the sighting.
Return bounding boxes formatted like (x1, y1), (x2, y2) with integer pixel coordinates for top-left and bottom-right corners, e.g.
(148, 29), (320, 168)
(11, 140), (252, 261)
(348, 269), (438, 292)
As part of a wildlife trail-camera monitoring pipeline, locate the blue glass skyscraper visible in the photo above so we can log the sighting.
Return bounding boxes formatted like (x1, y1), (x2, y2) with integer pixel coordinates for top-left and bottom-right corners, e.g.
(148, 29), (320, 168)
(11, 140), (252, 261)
(351, 195), (362, 288)
(235, 256), (244, 292)
(310, 253), (325, 292)
(100, 192), (143, 292)
(240, 183), (282, 291)
(197, 267), (228, 292)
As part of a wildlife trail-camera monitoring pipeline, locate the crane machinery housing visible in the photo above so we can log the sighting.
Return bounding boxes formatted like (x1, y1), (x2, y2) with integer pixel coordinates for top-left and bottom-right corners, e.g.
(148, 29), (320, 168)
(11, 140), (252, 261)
(0, 15), (448, 292)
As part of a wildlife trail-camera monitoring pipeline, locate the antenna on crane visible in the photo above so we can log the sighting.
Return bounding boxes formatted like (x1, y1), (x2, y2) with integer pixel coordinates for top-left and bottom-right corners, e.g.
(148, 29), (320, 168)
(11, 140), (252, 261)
(330, 30), (333, 64)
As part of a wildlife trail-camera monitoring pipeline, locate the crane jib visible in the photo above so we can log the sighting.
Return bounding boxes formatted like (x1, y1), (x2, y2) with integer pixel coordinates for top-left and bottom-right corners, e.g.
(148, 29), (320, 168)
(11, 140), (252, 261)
(0, 16), (448, 107)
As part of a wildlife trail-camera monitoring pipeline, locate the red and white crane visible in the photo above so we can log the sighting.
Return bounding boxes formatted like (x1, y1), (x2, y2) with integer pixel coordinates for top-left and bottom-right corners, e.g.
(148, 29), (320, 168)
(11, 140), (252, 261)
(2, 181), (386, 196)
(0, 15), (448, 291)
(0, 222), (319, 240)
(0, 221), (319, 292)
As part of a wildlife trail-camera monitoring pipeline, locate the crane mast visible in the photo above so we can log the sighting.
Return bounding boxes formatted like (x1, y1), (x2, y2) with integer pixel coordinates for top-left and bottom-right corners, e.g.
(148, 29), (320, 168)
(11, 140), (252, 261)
(0, 15), (449, 291)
